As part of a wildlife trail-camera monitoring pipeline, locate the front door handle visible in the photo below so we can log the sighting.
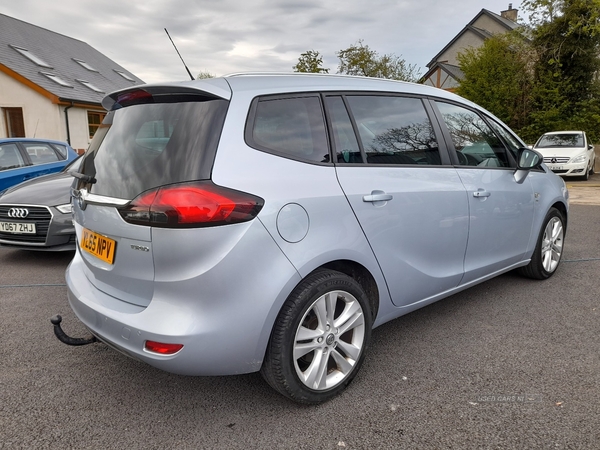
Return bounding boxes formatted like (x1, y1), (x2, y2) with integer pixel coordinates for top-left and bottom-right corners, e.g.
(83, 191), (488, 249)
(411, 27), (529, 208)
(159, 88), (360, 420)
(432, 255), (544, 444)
(473, 189), (491, 198)
(363, 190), (393, 202)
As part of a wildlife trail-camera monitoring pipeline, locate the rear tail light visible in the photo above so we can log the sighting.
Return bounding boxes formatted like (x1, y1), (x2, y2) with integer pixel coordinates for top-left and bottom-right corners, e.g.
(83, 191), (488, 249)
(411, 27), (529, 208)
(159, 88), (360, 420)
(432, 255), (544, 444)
(118, 181), (264, 228)
(144, 341), (183, 355)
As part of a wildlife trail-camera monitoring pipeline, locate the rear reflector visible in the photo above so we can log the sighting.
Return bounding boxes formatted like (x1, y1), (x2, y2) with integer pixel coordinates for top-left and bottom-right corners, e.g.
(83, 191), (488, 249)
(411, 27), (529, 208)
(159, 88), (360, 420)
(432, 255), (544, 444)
(144, 341), (184, 355)
(118, 181), (264, 228)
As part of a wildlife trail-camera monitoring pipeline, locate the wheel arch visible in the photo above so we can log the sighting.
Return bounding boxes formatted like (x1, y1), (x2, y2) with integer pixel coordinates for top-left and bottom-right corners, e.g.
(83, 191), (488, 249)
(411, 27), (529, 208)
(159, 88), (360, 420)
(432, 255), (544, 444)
(551, 201), (568, 233)
(314, 259), (380, 324)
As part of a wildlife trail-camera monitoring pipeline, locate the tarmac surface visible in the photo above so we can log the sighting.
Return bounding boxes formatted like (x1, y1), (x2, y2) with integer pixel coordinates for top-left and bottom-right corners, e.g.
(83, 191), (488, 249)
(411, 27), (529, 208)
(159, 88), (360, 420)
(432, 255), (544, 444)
(565, 173), (600, 205)
(564, 159), (600, 205)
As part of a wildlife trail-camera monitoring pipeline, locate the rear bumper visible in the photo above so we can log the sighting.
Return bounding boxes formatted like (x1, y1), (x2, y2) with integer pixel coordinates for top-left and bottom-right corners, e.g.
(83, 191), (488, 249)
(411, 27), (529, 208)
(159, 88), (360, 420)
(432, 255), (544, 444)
(65, 220), (302, 376)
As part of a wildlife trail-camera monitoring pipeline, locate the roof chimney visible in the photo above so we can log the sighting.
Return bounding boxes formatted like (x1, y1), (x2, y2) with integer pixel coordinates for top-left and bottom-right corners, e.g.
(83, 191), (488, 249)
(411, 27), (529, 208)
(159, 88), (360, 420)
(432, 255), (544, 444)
(501, 3), (518, 22)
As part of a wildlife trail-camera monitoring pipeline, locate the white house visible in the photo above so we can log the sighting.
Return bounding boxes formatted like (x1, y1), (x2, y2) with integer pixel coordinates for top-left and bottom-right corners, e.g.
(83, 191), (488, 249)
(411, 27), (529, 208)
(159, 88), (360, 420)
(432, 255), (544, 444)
(0, 13), (144, 153)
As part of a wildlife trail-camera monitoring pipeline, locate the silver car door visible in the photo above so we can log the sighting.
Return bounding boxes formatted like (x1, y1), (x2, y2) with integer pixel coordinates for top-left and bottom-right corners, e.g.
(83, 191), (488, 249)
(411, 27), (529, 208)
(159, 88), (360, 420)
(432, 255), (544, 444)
(328, 95), (469, 308)
(434, 101), (535, 284)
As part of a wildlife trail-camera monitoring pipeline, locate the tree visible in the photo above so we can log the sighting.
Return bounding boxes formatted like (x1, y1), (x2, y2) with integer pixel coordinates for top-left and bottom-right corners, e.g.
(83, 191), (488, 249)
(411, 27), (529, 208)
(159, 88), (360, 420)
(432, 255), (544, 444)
(197, 71), (215, 79)
(457, 0), (600, 142)
(457, 33), (534, 131)
(293, 50), (329, 73)
(525, 0), (600, 140)
(336, 40), (420, 82)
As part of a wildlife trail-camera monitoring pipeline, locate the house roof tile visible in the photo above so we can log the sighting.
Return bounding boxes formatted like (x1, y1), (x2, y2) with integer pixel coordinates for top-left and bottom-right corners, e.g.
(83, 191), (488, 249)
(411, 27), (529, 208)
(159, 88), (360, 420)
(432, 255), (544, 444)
(0, 13), (144, 105)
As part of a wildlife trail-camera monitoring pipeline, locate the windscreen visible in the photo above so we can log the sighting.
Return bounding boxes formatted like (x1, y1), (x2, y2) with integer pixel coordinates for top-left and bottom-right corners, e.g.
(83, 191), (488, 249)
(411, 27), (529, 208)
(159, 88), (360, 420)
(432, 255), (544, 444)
(78, 97), (229, 199)
(536, 133), (584, 148)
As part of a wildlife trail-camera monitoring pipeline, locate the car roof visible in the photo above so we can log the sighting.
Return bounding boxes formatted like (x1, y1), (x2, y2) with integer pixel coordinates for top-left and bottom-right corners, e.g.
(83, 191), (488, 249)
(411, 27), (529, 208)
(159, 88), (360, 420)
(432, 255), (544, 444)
(541, 131), (584, 135)
(103, 72), (484, 112)
(0, 137), (72, 147)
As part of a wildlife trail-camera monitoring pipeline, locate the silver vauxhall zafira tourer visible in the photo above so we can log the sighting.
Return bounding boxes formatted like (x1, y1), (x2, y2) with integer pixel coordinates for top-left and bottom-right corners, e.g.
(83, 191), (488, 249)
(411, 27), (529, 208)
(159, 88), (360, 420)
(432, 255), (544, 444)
(55, 73), (569, 404)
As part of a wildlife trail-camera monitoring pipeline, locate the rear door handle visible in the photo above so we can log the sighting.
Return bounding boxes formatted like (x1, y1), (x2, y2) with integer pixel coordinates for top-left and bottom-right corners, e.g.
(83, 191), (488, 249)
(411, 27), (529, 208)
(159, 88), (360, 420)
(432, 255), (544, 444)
(363, 190), (393, 202)
(473, 189), (491, 198)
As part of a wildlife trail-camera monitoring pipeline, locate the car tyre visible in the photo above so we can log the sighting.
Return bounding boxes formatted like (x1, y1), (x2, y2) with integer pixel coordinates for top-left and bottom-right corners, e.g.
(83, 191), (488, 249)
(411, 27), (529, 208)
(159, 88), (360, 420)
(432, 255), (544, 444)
(519, 207), (565, 280)
(582, 167), (590, 181)
(261, 269), (372, 404)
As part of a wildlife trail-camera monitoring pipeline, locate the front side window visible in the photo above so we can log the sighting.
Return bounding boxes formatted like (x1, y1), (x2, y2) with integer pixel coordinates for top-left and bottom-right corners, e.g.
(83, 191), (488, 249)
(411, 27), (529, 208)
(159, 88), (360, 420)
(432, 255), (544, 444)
(249, 96), (329, 163)
(0, 143), (25, 170)
(345, 96), (441, 165)
(435, 102), (509, 168)
(487, 118), (525, 159)
(326, 96), (362, 163)
(22, 143), (61, 165)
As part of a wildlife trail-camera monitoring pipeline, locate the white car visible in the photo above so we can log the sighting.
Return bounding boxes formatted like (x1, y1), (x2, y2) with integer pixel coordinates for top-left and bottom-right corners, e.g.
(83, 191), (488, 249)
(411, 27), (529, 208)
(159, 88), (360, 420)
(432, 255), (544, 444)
(533, 131), (596, 180)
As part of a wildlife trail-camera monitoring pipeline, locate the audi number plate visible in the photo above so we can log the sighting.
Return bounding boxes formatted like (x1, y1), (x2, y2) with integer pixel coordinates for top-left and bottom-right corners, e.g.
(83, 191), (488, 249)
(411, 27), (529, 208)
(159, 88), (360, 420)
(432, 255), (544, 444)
(0, 221), (36, 234)
(80, 227), (116, 264)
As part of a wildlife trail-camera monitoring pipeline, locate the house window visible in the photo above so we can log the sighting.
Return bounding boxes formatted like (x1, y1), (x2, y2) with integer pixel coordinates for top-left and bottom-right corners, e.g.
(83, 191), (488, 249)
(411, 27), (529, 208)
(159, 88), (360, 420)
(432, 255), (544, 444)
(88, 111), (106, 138)
(10, 45), (52, 68)
(78, 80), (104, 93)
(41, 72), (73, 87)
(3, 108), (25, 138)
(114, 70), (135, 81)
(73, 59), (98, 72)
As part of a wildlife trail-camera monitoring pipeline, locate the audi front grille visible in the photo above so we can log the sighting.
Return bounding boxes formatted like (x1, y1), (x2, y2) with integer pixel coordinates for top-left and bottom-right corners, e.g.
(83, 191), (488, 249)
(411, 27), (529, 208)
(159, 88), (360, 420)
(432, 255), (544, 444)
(0, 205), (52, 244)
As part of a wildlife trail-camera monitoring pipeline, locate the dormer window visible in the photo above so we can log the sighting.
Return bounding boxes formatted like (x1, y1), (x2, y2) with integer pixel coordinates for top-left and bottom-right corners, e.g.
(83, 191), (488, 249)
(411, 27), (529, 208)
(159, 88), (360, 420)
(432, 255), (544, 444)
(40, 72), (72, 87)
(114, 70), (135, 81)
(11, 45), (52, 68)
(73, 58), (98, 72)
(77, 79), (104, 93)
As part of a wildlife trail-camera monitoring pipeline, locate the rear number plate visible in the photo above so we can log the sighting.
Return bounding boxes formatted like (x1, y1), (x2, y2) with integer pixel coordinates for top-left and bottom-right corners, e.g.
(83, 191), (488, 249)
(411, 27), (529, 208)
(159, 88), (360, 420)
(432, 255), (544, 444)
(0, 221), (36, 234)
(81, 227), (116, 264)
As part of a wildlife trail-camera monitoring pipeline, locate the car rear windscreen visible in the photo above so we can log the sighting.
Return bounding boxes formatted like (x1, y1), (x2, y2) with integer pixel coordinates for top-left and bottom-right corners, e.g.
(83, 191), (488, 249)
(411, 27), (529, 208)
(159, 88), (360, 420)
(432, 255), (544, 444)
(79, 97), (229, 200)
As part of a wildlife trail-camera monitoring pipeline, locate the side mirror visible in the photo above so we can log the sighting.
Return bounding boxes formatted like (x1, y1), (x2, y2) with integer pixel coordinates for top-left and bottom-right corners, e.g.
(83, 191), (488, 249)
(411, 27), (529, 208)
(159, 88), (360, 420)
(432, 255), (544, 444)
(514, 148), (543, 184)
(588, 144), (594, 150)
(516, 147), (542, 170)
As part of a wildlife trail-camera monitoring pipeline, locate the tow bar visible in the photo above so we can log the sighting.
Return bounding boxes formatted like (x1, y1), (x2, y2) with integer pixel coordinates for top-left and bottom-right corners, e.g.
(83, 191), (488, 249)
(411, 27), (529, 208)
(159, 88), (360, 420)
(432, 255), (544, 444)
(50, 315), (98, 346)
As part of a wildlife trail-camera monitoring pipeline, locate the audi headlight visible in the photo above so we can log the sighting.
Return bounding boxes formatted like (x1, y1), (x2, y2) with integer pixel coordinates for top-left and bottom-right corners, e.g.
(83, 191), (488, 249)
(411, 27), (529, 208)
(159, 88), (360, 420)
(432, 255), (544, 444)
(56, 203), (72, 214)
(571, 154), (587, 164)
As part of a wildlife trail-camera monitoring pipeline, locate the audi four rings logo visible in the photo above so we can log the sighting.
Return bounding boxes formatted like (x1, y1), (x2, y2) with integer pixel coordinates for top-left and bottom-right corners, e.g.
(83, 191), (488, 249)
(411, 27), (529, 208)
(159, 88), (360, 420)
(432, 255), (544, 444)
(8, 208), (29, 218)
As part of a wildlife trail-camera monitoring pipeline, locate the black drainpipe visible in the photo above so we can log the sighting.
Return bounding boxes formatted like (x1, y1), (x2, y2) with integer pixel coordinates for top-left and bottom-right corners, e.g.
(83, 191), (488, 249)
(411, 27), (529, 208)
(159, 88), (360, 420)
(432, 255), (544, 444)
(64, 102), (74, 145)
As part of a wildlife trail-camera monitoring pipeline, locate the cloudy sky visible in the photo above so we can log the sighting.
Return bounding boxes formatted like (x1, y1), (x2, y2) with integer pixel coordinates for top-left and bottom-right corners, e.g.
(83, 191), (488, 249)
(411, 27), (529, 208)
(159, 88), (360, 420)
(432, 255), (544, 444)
(2, 0), (522, 84)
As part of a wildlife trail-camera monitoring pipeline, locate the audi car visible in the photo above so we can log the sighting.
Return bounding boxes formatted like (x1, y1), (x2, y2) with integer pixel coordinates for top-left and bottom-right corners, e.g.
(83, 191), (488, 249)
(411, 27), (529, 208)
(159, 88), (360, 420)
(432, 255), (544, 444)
(0, 156), (80, 251)
(533, 131), (596, 180)
(0, 138), (78, 192)
(59, 73), (568, 404)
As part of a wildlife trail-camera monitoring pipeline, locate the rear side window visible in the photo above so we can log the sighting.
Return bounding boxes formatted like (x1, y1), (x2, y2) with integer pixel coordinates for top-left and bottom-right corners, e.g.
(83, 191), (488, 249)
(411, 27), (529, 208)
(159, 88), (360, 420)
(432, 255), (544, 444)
(22, 143), (61, 165)
(344, 96), (441, 165)
(80, 97), (229, 199)
(53, 144), (68, 159)
(248, 96), (330, 163)
(435, 102), (509, 168)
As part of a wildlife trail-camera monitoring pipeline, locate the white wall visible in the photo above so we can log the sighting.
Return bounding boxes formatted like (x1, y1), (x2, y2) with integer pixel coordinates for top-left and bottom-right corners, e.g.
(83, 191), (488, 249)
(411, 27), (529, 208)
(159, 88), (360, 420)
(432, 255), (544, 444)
(0, 70), (62, 140)
(0, 71), (104, 152)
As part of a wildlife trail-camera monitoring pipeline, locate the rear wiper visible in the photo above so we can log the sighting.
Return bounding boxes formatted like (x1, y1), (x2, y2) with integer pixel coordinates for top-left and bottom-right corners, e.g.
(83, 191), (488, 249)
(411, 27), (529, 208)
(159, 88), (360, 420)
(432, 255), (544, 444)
(71, 172), (97, 184)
